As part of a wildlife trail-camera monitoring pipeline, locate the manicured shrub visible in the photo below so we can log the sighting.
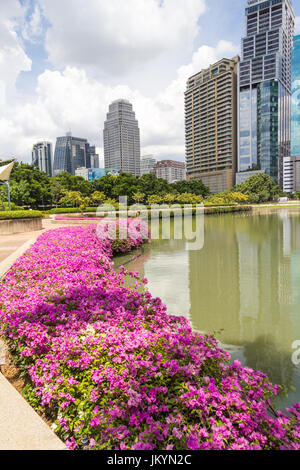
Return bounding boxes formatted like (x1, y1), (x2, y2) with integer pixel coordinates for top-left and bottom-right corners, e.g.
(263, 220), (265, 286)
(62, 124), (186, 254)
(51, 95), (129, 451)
(0, 202), (23, 211)
(0, 210), (43, 220)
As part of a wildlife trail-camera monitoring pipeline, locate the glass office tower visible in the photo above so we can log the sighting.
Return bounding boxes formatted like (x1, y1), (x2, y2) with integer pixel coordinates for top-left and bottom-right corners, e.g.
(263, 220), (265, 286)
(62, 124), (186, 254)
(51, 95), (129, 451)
(53, 133), (92, 176)
(291, 35), (300, 156)
(103, 99), (141, 177)
(238, 0), (295, 186)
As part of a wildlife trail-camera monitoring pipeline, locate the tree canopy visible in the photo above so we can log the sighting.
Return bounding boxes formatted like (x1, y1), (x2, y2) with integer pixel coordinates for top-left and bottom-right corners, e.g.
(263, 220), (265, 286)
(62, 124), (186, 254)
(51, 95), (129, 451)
(234, 174), (284, 203)
(2, 164), (210, 209)
(2, 163), (288, 209)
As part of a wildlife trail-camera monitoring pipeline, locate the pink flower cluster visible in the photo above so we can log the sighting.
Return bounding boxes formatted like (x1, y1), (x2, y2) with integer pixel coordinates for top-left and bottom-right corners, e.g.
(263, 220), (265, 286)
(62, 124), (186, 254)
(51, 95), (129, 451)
(0, 222), (299, 450)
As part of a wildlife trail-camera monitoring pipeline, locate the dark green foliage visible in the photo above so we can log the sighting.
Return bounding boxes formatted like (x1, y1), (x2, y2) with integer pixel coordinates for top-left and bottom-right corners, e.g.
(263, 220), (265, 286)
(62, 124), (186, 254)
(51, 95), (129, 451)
(0, 210), (43, 220)
(3, 164), (210, 209)
(234, 174), (284, 203)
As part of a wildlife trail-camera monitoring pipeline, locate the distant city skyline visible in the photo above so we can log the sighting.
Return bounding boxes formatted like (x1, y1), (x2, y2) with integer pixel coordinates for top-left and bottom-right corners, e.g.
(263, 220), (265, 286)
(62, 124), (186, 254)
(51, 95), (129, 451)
(1, 0), (300, 166)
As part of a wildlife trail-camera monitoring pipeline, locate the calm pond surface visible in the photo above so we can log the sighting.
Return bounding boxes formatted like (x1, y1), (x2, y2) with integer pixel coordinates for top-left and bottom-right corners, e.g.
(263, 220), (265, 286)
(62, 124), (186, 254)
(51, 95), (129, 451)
(114, 208), (300, 410)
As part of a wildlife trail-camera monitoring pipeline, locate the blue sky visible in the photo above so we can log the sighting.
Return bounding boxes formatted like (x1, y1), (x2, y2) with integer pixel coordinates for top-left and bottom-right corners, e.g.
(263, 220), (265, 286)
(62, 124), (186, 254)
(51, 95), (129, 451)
(1, 0), (300, 164)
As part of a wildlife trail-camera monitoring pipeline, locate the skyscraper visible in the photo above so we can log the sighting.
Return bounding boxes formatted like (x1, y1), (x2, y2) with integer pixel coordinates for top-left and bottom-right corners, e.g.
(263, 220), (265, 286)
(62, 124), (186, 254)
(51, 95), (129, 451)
(238, 0), (295, 187)
(185, 57), (239, 193)
(155, 160), (186, 184)
(53, 133), (92, 176)
(283, 35), (300, 192)
(32, 141), (53, 176)
(89, 146), (100, 168)
(291, 35), (300, 156)
(103, 99), (141, 177)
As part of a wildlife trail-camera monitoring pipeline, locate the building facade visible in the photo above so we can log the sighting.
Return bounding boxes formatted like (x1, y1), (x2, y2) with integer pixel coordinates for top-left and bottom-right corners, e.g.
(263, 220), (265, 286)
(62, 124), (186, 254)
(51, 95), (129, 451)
(88, 145), (100, 169)
(140, 155), (156, 176)
(185, 57), (239, 193)
(53, 133), (93, 176)
(238, 0), (295, 187)
(155, 160), (186, 184)
(32, 141), (53, 176)
(236, 169), (266, 185)
(291, 35), (300, 157)
(103, 99), (141, 177)
(75, 167), (120, 181)
(283, 156), (300, 192)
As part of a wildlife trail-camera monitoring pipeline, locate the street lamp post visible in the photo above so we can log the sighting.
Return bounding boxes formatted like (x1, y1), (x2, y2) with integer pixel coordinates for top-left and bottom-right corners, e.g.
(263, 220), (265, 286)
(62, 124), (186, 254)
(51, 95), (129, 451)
(5, 181), (11, 212)
(0, 185), (4, 211)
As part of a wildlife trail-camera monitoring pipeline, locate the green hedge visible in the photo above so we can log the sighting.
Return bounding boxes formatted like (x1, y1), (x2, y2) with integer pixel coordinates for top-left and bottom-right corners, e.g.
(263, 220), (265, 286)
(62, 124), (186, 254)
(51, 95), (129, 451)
(49, 205), (252, 216)
(204, 205), (252, 215)
(49, 207), (99, 214)
(0, 203), (24, 211)
(0, 210), (43, 220)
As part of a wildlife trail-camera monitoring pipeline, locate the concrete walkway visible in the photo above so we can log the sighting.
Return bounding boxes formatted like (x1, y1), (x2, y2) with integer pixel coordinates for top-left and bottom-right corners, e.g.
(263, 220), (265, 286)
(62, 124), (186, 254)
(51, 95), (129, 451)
(0, 219), (67, 450)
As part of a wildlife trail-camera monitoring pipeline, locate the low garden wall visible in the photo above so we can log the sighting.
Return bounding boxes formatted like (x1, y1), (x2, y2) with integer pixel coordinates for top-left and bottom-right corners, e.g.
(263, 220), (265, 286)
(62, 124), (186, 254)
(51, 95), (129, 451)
(0, 217), (43, 235)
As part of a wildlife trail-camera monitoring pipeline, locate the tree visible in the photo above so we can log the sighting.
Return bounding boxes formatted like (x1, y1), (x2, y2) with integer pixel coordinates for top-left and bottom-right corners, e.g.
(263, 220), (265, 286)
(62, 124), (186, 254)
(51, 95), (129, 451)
(234, 174), (283, 203)
(138, 173), (171, 197)
(50, 179), (66, 207)
(10, 180), (34, 206)
(79, 197), (91, 214)
(91, 191), (106, 206)
(59, 191), (83, 208)
(170, 179), (209, 198)
(294, 191), (300, 200)
(54, 171), (91, 196)
(229, 192), (249, 203)
(132, 192), (145, 204)
(163, 193), (177, 204)
(9, 162), (52, 207)
(147, 195), (163, 205)
(175, 192), (204, 204)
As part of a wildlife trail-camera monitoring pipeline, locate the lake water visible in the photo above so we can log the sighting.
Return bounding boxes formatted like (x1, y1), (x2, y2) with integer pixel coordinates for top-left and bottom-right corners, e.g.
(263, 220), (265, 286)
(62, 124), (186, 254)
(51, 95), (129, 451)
(114, 209), (300, 410)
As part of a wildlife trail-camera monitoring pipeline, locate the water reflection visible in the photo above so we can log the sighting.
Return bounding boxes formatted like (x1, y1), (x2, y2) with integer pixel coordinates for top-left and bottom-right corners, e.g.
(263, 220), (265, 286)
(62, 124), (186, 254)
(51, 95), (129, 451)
(117, 210), (300, 409)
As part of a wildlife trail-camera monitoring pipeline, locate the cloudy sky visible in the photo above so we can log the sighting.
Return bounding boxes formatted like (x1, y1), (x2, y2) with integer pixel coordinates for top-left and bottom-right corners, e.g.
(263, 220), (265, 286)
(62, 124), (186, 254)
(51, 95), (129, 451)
(1, 0), (300, 166)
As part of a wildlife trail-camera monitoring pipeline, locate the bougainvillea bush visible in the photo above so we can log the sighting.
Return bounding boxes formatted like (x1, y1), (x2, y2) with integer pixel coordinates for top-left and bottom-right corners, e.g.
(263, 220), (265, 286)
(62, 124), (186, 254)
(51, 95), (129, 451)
(0, 220), (300, 450)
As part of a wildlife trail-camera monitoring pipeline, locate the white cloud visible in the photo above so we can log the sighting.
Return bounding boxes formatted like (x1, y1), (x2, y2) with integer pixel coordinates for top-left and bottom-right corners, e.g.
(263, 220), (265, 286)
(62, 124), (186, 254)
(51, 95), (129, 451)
(0, 2), (31, 105)
(39, 0), (206, 76)
(0, 39), (238, 163)
(0, 0), (239, 165)
(22, 3), (43, 42)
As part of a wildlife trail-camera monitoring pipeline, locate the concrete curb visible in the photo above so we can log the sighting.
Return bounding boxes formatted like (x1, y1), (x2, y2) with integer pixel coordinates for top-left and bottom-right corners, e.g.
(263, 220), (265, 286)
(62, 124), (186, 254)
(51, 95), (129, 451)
(0, 374), (66, 450)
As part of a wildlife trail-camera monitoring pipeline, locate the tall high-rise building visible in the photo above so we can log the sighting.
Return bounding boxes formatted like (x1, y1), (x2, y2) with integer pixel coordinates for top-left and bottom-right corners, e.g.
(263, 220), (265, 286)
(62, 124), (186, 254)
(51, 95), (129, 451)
(291, 35), (300, 156)
(140, 155), (156, 176)
(185, 57), (239, 193)
(103, 99), (141, 177)
(32, 141), (53, 176)
(53, 133), (92, 176)
(89, 146), (100, 169)
(283, 155), (300, 192)
(86, 145), (100, 169)
(238, 0), (295, 187)
(284, 35), (300, 193)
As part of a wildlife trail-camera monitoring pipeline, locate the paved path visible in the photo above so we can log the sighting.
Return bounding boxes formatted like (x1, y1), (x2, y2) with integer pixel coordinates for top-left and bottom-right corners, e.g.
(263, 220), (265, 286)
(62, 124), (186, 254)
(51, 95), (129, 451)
(0, 219), (67, 450)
